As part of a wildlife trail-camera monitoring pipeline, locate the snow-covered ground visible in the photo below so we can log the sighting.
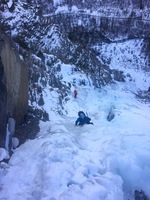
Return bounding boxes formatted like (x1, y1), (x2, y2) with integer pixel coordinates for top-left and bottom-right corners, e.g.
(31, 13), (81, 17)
(0, 59), (150, 200)
(1, 1), (150, 199)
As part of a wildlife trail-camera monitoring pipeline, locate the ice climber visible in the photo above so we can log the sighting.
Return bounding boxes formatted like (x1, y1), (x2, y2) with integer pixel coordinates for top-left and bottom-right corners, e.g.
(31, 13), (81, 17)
(75, 111), (94, 126)
(74, 89), (78, 98)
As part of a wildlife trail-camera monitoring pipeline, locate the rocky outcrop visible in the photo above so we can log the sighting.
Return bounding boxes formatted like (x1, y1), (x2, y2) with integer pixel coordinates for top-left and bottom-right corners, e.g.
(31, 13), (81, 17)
(40, 13), (150, 41)
(34, 0), (150, 42)
(0, 35), (28, 146)
(134, 190), (149, 200)
(0, 56), (7, 147)
(28, 0), (150, 14)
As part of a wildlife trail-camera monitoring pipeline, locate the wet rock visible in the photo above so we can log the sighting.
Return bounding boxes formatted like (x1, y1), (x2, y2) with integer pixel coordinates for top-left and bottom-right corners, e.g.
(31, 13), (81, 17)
(134, 190), (149, 200)
(0, 56), (7, 147)
(0, 35), (28, 126)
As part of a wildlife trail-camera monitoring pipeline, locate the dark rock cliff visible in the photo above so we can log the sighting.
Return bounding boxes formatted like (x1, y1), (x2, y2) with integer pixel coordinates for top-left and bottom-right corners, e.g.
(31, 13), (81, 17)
(40, 13), (150, 41)
(0, 35), (28, 147)
(0, 56), (7, 147)
(26, 0), (150, 14)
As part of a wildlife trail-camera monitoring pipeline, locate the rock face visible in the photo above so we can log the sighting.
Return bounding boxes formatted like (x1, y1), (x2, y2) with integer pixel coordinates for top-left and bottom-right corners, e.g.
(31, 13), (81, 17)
(0, 55), (7, 147)
(0, 35), (28, 147)
(29, 0), (150, 12)
(40, 13), (150, 41)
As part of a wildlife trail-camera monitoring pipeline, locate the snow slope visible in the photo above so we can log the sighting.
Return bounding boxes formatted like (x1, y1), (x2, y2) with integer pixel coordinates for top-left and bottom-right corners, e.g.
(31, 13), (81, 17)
(0, 60), (150, 200)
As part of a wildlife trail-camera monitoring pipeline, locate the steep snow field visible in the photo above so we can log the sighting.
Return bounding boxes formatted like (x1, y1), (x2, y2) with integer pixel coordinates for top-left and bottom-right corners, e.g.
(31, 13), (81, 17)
(0, 59), (150, 200)
(92, 39), (149, 91)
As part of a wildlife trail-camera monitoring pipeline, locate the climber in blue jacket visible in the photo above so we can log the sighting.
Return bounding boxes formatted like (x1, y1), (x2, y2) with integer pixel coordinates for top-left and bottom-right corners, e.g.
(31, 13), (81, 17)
(75, 111), (94, 126)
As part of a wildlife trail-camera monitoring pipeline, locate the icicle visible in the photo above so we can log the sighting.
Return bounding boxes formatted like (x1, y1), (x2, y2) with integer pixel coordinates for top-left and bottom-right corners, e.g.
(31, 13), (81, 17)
(5, 124), (10, 151)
